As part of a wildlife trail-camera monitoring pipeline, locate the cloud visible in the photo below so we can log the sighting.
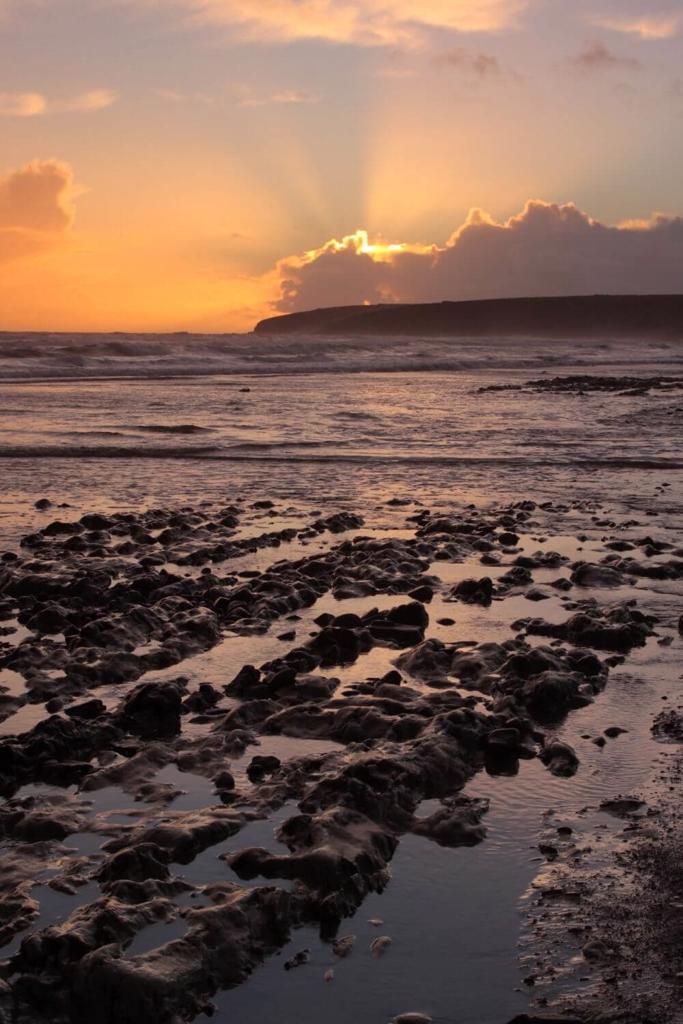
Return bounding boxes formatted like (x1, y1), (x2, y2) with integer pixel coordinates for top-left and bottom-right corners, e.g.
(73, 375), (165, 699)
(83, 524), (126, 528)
(591, 12), (682, 40)
(273, 200), (683, 312)
(434, 48), (502, 76)
(0, 159), (78, 263)
(154, 87), (214, 104)
(57, 89), (118, 112)
(0, 88), (117, 117)
(568, 41), (642, 72)
(135, 0), (530, 47)
(236, 86), (320, 107)
(0, 92), (47, 117)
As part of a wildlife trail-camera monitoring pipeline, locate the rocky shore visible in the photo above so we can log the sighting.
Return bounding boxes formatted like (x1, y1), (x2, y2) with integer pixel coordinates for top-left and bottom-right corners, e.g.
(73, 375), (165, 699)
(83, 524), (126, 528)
(0, 495), (681, 1024)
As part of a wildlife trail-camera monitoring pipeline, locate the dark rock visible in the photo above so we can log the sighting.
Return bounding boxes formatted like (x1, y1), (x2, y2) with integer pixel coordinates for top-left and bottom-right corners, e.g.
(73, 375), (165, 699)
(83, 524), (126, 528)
(451, 578), (494, 606)
(118, 682), (183, 739)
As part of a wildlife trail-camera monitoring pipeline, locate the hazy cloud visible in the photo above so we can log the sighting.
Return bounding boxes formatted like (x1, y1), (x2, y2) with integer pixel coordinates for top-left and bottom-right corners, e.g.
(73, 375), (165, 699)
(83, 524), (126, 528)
(0, 92), (47, 117)
(154, 87), (214, 103)
(236, 86), (320, 107)
(274, 200), (683, 311)
(591, 12), (682, 40)
(0, 88), (117, 117)
(0, 159), (78, 263)
(568, 41), (642, 72)
(135, 0), (530, 47)
(434, 49), (502, 76)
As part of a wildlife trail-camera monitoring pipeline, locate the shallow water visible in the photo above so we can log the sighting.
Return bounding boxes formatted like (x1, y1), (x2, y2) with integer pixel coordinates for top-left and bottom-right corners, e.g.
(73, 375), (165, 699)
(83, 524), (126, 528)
(0, 335), (682, 1021)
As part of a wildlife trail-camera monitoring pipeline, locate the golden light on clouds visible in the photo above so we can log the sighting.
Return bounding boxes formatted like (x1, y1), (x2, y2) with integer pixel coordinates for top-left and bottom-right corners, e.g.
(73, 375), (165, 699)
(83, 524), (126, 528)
(139, 0), (530, 46)
(0, 88), (117, 117)
(591, 12), (682, 40)
(0, 93), (48, 117)
(0, 160), (78, 263)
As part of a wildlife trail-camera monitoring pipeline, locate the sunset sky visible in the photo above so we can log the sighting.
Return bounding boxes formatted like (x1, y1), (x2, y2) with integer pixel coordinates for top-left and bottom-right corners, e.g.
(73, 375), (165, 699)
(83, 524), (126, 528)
(2, 0), (683, 332)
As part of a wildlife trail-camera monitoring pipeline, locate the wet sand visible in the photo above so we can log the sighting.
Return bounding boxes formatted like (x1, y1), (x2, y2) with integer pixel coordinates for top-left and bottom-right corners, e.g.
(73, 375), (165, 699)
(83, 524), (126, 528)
(0, 480), (681, 1024)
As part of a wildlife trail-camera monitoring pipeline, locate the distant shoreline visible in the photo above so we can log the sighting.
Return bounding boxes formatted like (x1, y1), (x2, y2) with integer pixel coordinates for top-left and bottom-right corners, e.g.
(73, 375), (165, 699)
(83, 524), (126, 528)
(255, 294), (683, 338)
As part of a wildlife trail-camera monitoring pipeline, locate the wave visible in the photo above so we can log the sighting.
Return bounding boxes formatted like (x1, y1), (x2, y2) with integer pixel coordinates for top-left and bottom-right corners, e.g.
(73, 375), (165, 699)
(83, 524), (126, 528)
(1, 445), (681, 470)
(1, 331), (682, 382)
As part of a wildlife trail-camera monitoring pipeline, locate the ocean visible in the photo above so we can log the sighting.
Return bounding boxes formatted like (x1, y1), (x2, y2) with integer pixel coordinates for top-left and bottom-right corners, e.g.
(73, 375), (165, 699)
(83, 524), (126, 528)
(1, 332), (682, 546)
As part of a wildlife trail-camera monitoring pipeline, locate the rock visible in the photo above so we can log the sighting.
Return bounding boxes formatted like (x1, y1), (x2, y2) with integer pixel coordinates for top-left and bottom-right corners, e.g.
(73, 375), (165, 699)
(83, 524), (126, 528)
(412, 797), (488, 847)
(214, 770), (236, 791)
(65, 699), (106, 721)
(652, 709), (683, 742)
(604, 726), (628, 738)
(97, 843), (170, 883)
(571, 563), (623, 587)
(117, 682), (183, 739)
(332, 935), (356, 957)
(451, 577), (494, 606)
(246, 755), (281, 781)
(284, 949), (310, 970)
(486, 727), (521, 753)
(541, 740), (580, 777)
(370, 936), (392, 958)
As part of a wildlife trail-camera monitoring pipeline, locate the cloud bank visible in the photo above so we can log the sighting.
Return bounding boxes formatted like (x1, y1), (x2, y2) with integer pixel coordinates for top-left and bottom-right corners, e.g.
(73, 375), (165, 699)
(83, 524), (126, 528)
(274, 200), (683, 312)
(138, 0), (529, 46)
(0, 160), (78, 263)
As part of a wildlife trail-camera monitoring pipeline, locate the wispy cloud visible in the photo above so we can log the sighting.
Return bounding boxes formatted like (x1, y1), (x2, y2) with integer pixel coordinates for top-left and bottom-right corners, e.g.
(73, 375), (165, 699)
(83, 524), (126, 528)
(0, 92), (47, 117)
(0, 88), (117, 117)
(590, 12), (682, 40)
(134, 1), (531, 47)
(154, 87), (215, 104)
(568, 41), (642, 73)
(236, 86), (320, 107)
(57, 88), (118, 112)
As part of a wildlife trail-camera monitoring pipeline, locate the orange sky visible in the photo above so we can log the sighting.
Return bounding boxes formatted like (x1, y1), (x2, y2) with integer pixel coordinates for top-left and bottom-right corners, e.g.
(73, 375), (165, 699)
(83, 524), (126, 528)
(2, 0), (683, 331)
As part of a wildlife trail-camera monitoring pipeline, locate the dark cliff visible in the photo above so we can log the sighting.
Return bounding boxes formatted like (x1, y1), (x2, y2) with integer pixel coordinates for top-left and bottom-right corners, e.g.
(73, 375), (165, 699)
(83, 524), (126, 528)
(254, 295), (683, 339)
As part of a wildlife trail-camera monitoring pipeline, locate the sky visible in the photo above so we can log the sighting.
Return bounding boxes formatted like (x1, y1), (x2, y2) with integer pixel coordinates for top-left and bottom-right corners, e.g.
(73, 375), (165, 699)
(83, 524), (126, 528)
(2, 0), (683, 332)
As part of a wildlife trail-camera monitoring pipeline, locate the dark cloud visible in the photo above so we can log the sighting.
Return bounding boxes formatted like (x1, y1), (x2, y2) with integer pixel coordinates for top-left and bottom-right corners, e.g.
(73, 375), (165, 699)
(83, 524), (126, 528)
(0, 159), (76, 263)
(434, 49), (502, 77)
(275, 200), (683, 312)
(568, 41), (642, 73)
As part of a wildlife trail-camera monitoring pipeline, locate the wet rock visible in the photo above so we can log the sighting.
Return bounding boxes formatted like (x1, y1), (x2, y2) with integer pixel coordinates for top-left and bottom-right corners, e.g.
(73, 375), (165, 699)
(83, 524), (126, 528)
(652, 709), (683, 742)
(600, 797), (645, 818)
(571, 563), (623, 587)
(284, 948), (310, 970)
(332, 934), (356, 957)
(65, 699), (106, 721)
(117, 681), (183, 739)
(412, 797), (488, 847)
(541, 740), (580, 777)
(97, 843), (171, 883)
(450, 577), (494, 606)
(246, 755), (281, 781)
(370, 935), (392, 957)
(214, 770), (236, 791)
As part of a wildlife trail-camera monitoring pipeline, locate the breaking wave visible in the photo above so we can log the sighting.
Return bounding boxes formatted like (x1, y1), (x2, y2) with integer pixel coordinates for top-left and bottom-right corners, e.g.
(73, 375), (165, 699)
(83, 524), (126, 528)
(1, 331), (681, 382)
